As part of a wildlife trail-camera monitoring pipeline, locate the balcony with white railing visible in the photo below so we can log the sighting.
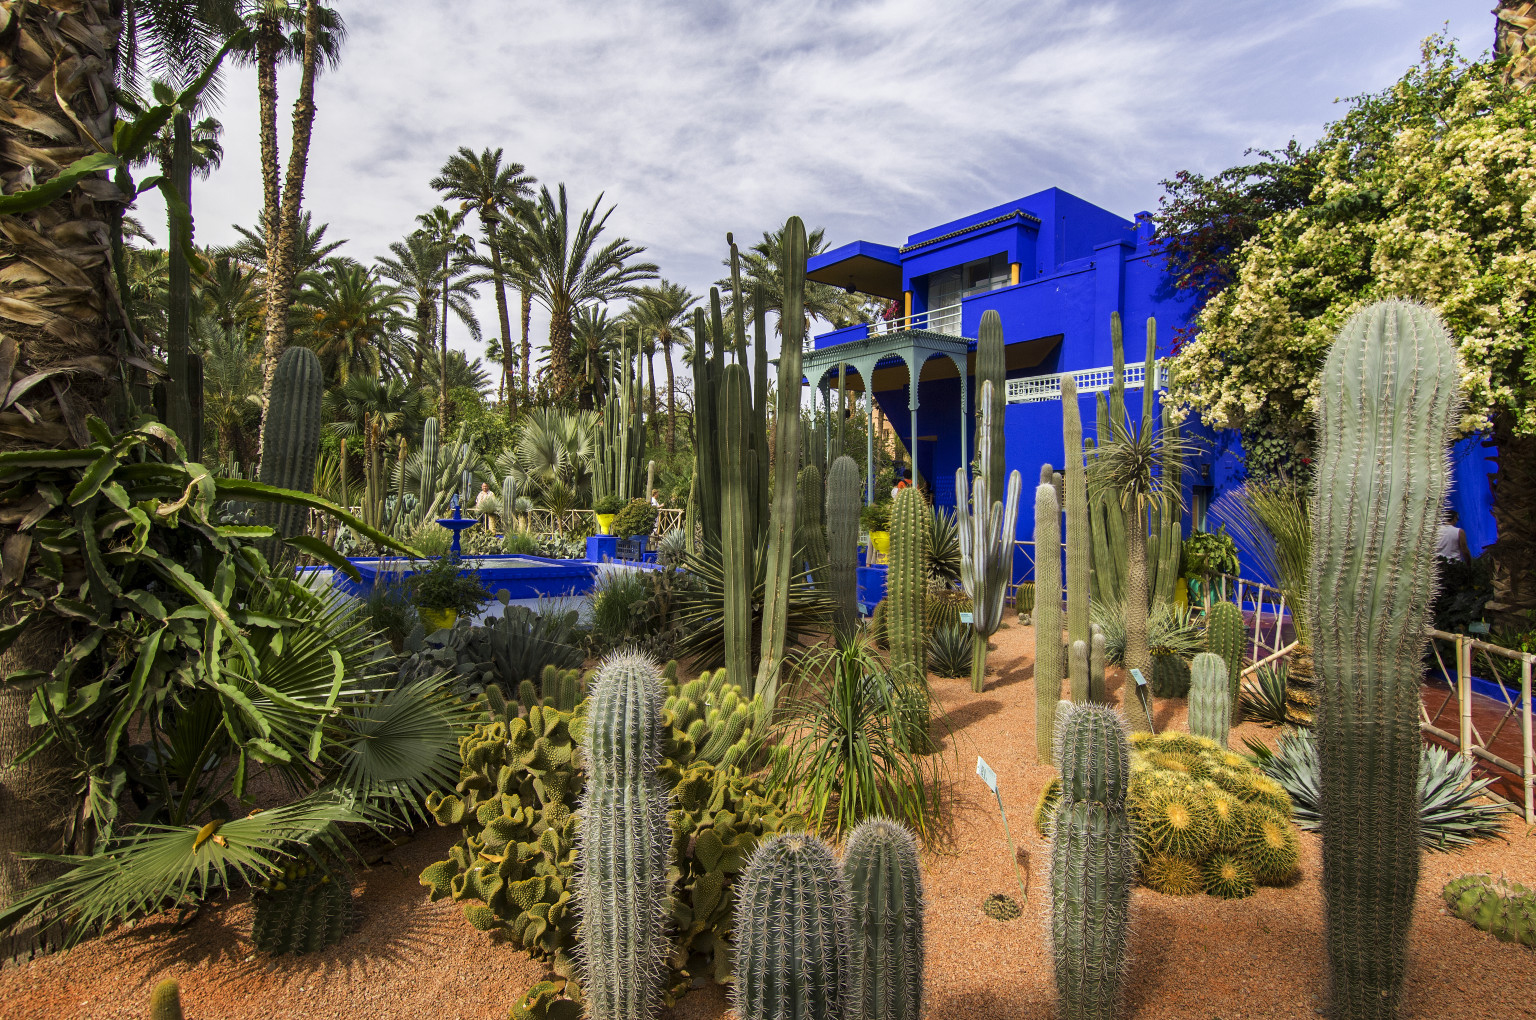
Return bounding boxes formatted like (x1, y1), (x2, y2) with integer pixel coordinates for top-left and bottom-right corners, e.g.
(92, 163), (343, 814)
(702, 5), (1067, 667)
(1006, 360), (1160, 404)
(807, 303), (965, 350)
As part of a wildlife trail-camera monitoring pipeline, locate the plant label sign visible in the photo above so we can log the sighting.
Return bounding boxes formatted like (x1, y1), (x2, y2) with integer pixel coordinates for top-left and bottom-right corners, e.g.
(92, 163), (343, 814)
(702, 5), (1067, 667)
(959, 612), (974, 625)
(1129, 667), (1148, 688)
(976, 755), (998, 793)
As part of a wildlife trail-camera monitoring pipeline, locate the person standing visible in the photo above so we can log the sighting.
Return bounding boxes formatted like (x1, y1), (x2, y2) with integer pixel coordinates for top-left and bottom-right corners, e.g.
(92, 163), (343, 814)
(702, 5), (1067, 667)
(1436, 509), (1471, 564)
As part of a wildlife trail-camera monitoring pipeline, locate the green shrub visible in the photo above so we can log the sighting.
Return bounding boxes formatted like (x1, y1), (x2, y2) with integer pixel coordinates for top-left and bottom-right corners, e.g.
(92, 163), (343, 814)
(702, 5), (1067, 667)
(593, 494), (626, 515)
(861, 500), (891, 533)
(588, 567), (650, 650)
(421, 663), (798, 1002)
(927, 623), (973, 678)
(406, 555), (492, 614)
(611, 497), (658, 538)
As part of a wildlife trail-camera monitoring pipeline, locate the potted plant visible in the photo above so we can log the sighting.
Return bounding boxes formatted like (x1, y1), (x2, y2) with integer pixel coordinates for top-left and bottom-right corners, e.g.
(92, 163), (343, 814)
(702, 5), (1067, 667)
(861, 499), (892, 564)
(593, 494), (624, 535)
(407, 555), (491, 632)
(611, 497), (658, 540)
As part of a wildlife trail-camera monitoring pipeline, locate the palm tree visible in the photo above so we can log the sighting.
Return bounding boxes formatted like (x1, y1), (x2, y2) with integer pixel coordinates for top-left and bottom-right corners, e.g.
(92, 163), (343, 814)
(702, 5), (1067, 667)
(375, 231), (481, 390)
(1496, 2), (1536, 84)
(295, 262), (409, 384)
(717, 224), (862, 336)
(231, 210), (346, 275)
(430, 149), (534, 422)
(630, 281), (697, 450)
(508, 184), (659, 400)
(0, 0), (122, 939)
(323, 374), (433, 456)
(196, 318), (264, 471)
(198, 253), (263, 332)
(420, 347), (494, 396)
(413, 205), (482, 414)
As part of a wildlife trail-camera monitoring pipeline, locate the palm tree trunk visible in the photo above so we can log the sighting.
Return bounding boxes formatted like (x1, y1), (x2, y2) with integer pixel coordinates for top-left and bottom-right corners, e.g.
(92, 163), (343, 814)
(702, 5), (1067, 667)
(1123, 509), (1154, 732)
(412, 299), (430, 381)
(1496, 3), (1536, 84)
(258, 0), (322, 459)
(255, 14), (281, 286)
(1487, 416), (1536, 628)
(520, 287), (532, 407)
(663, 337), (676, 452)
(484, 220), (515, 423)
(550, 301), (576, 400)
(0, 0), (121, 941)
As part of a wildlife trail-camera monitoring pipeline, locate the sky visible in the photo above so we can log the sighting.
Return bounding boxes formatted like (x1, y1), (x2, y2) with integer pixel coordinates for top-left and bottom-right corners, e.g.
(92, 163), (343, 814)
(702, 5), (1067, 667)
(143, 0), (1499, 376)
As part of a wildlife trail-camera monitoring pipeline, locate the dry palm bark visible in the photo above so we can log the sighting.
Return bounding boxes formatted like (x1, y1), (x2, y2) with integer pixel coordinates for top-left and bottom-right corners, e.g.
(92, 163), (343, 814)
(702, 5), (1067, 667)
(256, 0), (323, 452)
(1497, 2), (1536, 85)
(0, 0), (122, 945)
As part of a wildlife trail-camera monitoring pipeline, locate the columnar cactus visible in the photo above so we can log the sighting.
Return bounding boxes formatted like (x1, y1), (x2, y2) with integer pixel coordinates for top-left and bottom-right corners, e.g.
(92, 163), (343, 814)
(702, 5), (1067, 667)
(795, 463), (829, 581)
(1310, 300), (1459, 1020)
(956, 380), (1024, 693)
(501, 475), (518, 531)
(693, 306), (721, 549)
(1049, 703), (1134, 1020)
(150, 979), (184, 1020)
(1204, 601), (1246, 705)
(1148, 405), (1184, 609)
(256, 346), (323, 537)
(719, 363), (754, 692)
(827, 455), (862, 640)
(889, 487), (930, 747)
(1070, 640), (1090, 704)
(421, 415), (440, 515)
(733, 833), (855, 1020)
(1035, 480), (1063, 761)
(578, 652), (672, 1020)
(1090, 626), (1107, 704)
(843, 818), (925, 1020)
(975, 310), (1007, 501)
(1187, 652), (1231, 748)
(1062, 375), (1092, 661)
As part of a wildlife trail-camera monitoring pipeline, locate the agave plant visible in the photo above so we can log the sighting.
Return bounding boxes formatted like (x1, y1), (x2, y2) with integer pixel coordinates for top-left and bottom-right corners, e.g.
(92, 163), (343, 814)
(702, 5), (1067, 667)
(927, 623), (974, 678)
(1091, 598), (1204, 665)
(928, 506), (962, 584)
(672, 541), (834, 672)
(1245, 729), (1510, 851)
(1239, 663), (1298, 727)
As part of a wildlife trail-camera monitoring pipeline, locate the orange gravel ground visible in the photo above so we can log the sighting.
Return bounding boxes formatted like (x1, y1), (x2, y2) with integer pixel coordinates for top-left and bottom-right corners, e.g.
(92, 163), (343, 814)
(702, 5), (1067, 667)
(3, 615), (1534, 1019)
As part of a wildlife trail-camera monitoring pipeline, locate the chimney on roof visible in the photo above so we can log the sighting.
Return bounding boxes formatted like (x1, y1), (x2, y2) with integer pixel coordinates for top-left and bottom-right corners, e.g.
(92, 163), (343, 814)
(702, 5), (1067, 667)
(1134, 211), (1155, 247)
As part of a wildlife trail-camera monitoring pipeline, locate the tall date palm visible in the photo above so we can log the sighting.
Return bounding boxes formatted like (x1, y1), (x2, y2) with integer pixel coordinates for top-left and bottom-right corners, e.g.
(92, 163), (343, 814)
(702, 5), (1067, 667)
(508, 184), (658, 400)
(375, 231), (481, 393)
(630, 281), (697, 450)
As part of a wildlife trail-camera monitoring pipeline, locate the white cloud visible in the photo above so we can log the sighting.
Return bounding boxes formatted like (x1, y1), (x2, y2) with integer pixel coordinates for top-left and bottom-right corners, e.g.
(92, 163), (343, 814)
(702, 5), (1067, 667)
(142, 0), (1494, 374)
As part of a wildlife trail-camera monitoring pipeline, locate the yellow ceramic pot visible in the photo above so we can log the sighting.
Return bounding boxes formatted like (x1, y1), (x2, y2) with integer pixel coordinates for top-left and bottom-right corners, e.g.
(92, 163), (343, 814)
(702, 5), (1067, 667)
(869, 530), (891, 565)
(595, 513), (616, 536)
(420, 607), (458, 632)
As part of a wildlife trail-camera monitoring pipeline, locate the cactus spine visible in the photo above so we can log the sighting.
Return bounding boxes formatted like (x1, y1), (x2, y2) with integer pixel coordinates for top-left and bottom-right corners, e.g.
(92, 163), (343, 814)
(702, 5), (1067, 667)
(421, 416), (439, 514)
(1070, 639), (1090, 704)
(578, 652), (672, 1020)
(888, 486), (929, 688)
(733, 833), (855, 1020)
(720, 363), (753, 692)
(1062, 375), (1092, 665)
(1204, 601), (1246, 706)
(1035, 480), (1063, 761)
(255, 346), (323, 537)
(843, 819), (925, 1020)
(827, 455), (863, 641)
(956, 380), (1024, 692)
(758, 221), (807, 707)
(1187, 652), (1231, 748)
(1310, 300), (1459, 1019)
(150, 979), (185, 1020)
(1049, 703), (1134, 1020)
(1090, 626), (1107, 704)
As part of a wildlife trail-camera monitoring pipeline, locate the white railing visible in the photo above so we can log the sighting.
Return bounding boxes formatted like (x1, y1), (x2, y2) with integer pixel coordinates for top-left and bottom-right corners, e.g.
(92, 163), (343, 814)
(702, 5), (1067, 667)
(1007, 360), (1160, 404)
(867, 303), (963, 338)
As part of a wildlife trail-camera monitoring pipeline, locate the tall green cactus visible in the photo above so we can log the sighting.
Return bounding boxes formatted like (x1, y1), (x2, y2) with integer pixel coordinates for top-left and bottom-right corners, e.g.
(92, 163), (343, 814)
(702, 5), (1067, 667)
(888, 487), (929, 688)
(501, 475), (518, 531)
(1187, 652), (1231, 748)
(421, 416), (439, 515)
(1090, 626), (1107, 704)
(1049, 703), (1134, 1020)
(1148, 405), (1184, 609)
(827, 455), (862, 641)
(1310, 300), (1458, 1020)
(1069, 639), (1090, 703)
(955, 380), (1023, 692)
(796, 463), (829, 582)
(975, 310), (1007, 501)
(734, 833), (855, 1020)
(719, 362), (754, 692)
(843, 818), (925, 1020)
(1204, 601), (1246, 706)
(693, 306), (721, 549)
(1062, 375), (1092, 656)
(758, 221), (807, 708)
(1035, 480), (1063, 761)
(578, 651), (672, 1020)
(256, 346), (323, 537)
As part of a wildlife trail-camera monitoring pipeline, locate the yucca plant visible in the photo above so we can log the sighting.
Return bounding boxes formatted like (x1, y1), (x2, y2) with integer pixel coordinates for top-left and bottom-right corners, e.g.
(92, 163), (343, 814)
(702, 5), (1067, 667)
(771, 637), (951, 842)
(1246, 730), (1510, 852)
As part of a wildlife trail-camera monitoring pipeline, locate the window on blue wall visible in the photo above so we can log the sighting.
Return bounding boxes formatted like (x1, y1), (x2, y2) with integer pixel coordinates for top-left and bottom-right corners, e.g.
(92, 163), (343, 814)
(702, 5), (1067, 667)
(962, 253), (1009, 297)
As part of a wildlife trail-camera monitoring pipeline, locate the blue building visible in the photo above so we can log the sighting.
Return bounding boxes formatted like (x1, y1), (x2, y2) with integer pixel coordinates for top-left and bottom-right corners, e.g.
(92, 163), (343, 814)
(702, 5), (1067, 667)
(802, 186), (1498, 578)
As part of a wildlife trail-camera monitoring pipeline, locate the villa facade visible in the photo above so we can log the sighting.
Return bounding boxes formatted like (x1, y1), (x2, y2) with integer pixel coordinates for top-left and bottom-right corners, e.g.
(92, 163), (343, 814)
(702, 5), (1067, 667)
(803, 187), (1497, 573)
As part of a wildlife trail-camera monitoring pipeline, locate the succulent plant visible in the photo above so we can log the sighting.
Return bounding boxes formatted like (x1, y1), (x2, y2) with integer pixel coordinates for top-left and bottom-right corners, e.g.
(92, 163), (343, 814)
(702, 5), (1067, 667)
(1150, 651), (1189, 698)
(1141, 853), (1204, 896)
(1187, 651), (1232, 748)
(843, 818), (925, 1020)
(982, 893), (1022, 921)
(149, 979), (184, 1020)
(1202, 852), (1257, 900)
(255, 346), (323, 539)
(1442, 874), (1536, 948)
(1203, 600), (1246, 704)
(1062, 374), (1093, 662)
(956, 378), (1023, 692)
(927, 622), (974, 679)
(250, 856), (354, 954)
(733, 832), (855, 1020)
(827, 455), (863, 640)
(1035, 481), (1063, 761)
(795, 463), (829, 581)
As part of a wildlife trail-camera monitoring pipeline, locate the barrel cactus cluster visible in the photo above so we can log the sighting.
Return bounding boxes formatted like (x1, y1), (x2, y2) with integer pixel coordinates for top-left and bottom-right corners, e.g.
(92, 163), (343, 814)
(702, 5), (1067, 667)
(1442, 874), (1536, 949)
(250, 856), (354, 955)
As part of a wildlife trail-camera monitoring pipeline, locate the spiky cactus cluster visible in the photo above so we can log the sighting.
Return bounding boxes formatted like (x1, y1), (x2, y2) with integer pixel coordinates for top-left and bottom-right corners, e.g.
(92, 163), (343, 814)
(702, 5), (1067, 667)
(250, 857), (354, 954)
(578, 652), (672, 1020)
(1204, 600), (1246, 705)
(663, 667), (762, 768)
(843, 819), (926, 1020)
(827, 455), (863, 640)
(1049, 703), (1135, 1020)
(1310, 301), (1460, 1018)
(255, 346), (323, 538)
(1035, 480), (1064, 761)
(1442, 874), (1536, 948)
(1187, 652), (1232, 748)
(956, 379), (1023, 692)
(734, 833), (856, 1020)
